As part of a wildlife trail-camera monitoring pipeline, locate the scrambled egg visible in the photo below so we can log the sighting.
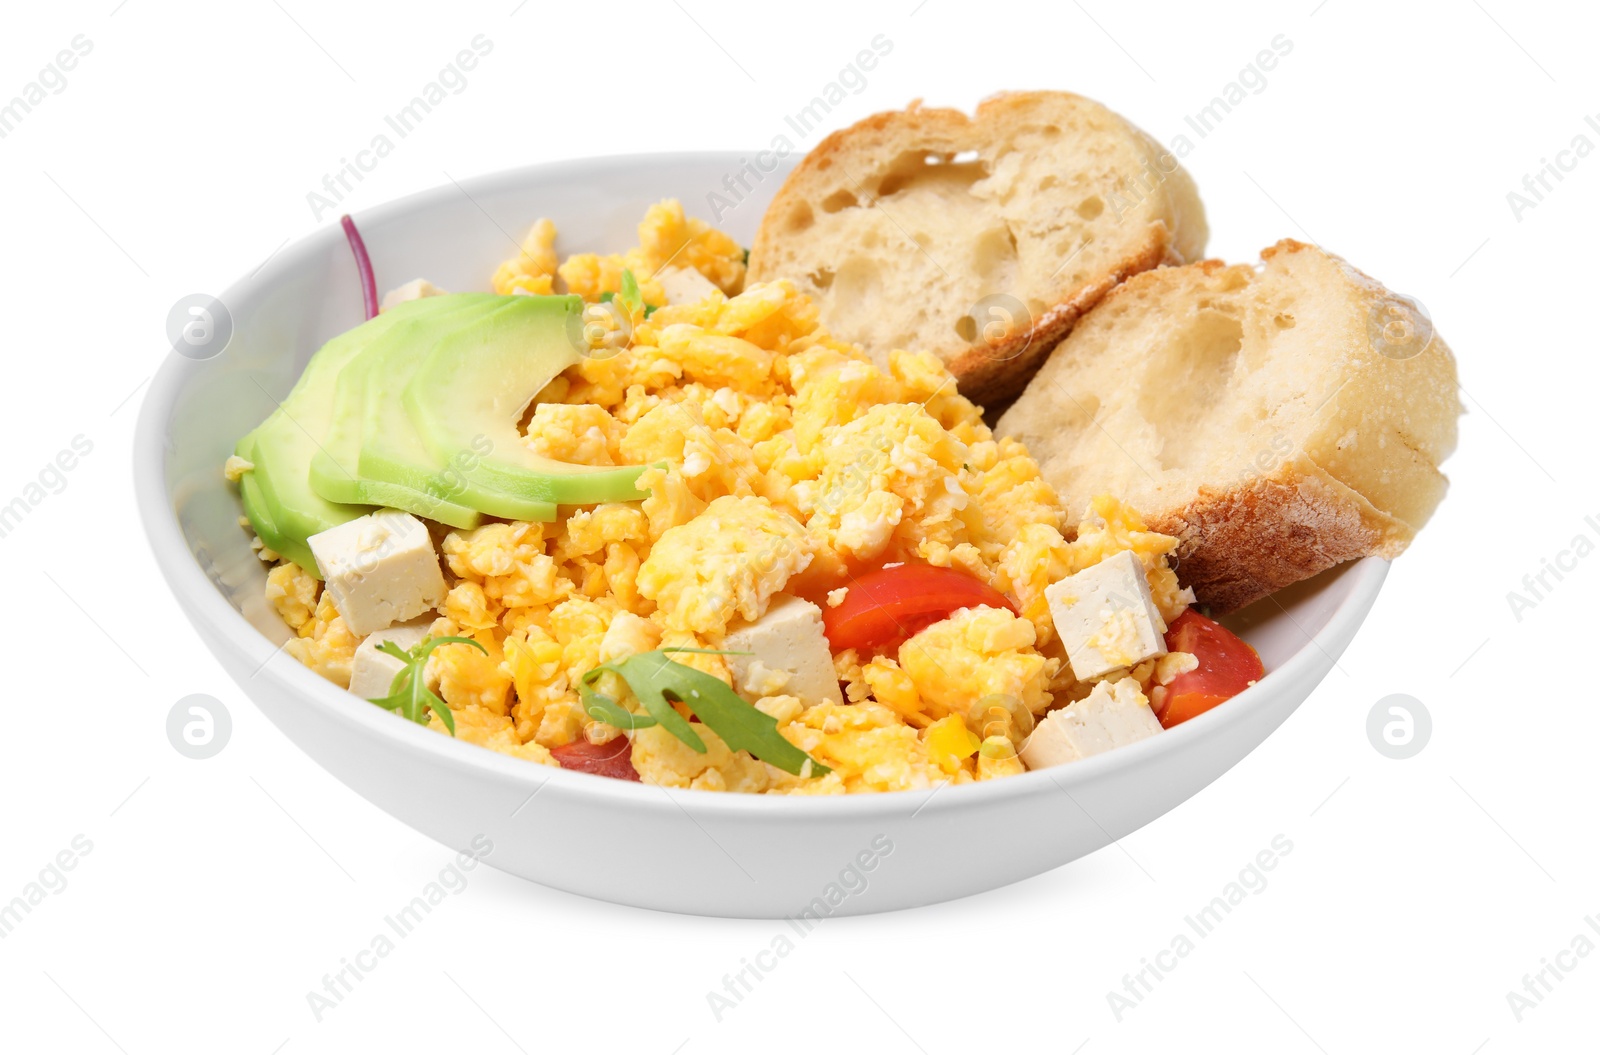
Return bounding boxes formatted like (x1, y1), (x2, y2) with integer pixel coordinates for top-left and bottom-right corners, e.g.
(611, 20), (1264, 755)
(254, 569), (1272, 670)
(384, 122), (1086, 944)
(271, 201), (1195, 794)
(637, 495), (814, 635)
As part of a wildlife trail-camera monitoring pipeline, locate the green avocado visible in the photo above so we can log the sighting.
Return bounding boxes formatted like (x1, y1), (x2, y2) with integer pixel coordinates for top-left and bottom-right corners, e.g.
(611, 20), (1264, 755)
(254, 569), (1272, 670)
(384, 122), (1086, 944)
(235, 443), (292, 559)
(235, 292), (655, 574)
(233, 316), (387, 573)
(347, 296), (557, 522)
(404, 294), (650, 511)
(309, 295), (490, 529)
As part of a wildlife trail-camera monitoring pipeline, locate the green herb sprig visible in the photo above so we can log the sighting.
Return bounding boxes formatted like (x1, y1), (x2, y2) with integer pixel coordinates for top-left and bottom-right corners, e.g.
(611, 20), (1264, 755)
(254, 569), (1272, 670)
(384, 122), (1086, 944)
(615, 270), (659, 317)
(368, 636), (484, 735)
(579, 648), (828, 777)
(619, 269), (644, 314)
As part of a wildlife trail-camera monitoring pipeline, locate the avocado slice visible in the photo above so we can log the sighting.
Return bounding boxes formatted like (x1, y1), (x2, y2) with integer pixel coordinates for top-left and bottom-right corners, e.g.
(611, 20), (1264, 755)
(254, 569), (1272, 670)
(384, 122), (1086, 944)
(238, 296), (454, 573)
(309, 295), (489, 529)
(234, 316), (390, 574)
(235, 433), (292, 560)
(339, 295), (556, 522)
(404, 294), (650, 512)
(235, 292), (655, 574)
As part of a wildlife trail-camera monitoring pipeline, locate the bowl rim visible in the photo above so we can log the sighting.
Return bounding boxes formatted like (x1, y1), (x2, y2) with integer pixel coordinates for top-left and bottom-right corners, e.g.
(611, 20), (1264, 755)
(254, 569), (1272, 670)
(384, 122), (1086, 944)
(133, 152), (1389, 821)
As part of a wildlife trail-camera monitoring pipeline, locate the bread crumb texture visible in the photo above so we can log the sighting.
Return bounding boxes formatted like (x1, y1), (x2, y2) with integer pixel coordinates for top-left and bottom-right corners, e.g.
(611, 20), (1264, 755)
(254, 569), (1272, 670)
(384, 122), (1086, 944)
(749, 91), (1209, 406)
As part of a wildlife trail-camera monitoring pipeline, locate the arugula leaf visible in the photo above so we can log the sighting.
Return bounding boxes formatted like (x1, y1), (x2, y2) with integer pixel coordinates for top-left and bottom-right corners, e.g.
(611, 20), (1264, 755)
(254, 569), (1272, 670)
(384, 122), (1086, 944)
(369, 635), (485, 736)
(579, 648), (829, 777)
(598, 291), (615, 304)
(579, 682), (658, 731)
(619, 269), (644, 315)
(581, 651), (704, 751)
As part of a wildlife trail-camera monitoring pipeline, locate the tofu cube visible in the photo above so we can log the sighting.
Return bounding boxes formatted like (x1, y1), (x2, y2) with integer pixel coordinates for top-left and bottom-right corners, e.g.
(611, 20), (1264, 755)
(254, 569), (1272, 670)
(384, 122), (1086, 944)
(1019, 679), (1163, 770)
(308, 510), (447, 637)
(347, 618), (434, 700)
(722, 593), (842, 705)
(1045, 549), (1167, 680)
(380, 278), (446, 311)
(656, 266), (721, 306)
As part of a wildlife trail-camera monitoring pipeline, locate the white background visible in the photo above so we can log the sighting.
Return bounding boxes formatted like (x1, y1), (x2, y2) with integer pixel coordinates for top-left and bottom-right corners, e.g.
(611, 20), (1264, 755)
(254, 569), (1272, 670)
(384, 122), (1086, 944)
(1, 1), (1594, 1051)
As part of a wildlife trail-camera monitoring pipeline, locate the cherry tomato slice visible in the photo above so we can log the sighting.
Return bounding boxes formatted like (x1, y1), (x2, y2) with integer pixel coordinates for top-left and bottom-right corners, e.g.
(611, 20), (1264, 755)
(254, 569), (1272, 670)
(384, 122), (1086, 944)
(822, 563), (1018, 653)
(550, 736), (641, 781)
(1157, 609), (1265, 728)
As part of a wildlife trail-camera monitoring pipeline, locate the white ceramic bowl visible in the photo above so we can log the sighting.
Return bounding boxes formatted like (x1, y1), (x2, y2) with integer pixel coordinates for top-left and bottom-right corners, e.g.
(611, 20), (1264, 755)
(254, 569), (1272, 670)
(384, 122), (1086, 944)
(134, 152), (1387, 917)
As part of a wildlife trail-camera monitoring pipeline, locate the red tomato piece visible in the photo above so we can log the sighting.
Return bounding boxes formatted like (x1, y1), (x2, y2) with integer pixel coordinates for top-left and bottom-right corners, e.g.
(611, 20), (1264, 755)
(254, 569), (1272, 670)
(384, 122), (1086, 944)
(550, 736), (641, 781)
(822, 563), (1019, 653)
(1157, 609), (1265, 728)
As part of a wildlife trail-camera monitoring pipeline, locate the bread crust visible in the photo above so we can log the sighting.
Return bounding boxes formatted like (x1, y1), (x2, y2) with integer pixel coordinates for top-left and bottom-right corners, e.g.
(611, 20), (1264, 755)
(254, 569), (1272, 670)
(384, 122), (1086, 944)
(1152, 454), (1412, 613)
(945, 231), (1176, 407)
(750, 91), (1207, 407)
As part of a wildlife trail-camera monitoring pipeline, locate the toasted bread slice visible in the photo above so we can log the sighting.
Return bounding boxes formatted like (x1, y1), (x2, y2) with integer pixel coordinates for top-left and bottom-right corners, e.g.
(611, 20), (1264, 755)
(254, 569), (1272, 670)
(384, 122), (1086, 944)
(748, 91), (1207, 407)
(996, 240), (1460, 612)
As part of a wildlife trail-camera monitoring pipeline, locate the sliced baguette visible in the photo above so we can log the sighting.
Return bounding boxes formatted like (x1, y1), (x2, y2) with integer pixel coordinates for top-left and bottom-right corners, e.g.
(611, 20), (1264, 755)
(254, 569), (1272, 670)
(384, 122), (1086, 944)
(996, 240), (1461, 612)
(748, 91), (1208, 406)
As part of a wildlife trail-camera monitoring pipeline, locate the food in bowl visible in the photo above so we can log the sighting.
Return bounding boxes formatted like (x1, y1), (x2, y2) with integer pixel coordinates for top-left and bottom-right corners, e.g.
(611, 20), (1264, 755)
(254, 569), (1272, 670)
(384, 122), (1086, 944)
(224, 92), (1455, 796)
(228, 197), (1263, 794)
